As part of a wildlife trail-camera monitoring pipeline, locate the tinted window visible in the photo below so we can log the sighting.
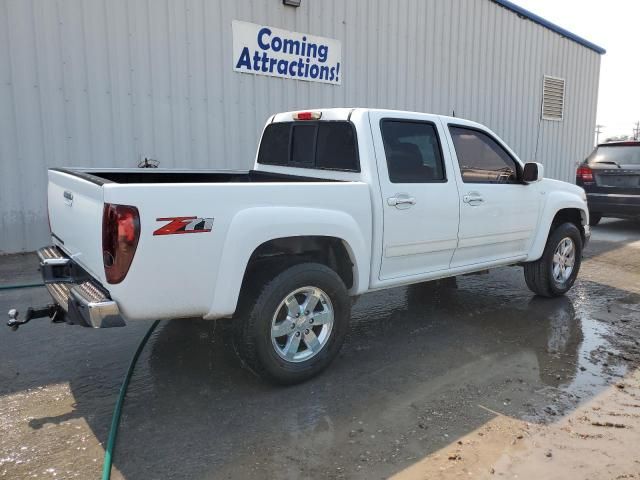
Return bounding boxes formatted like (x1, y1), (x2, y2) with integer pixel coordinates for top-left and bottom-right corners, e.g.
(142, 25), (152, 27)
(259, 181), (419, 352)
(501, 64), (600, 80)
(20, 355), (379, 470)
(257, 121), (359, 172)
(380, 120), (446, 183)
(291, 124), (316, 164)
(257, 123), (290, 165)
(316, 123), (359, 171)
(449, 127), (518, 183)
(587, 145), (640, 166)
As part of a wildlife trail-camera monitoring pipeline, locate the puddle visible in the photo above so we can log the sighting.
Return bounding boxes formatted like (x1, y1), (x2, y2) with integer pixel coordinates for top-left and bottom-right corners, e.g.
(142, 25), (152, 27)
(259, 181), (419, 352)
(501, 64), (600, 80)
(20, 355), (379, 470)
(1, 232), (639, 480)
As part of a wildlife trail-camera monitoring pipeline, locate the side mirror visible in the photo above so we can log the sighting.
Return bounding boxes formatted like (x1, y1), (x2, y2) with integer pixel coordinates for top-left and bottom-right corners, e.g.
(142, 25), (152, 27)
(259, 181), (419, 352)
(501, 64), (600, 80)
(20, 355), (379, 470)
(523, 162), (544, 183)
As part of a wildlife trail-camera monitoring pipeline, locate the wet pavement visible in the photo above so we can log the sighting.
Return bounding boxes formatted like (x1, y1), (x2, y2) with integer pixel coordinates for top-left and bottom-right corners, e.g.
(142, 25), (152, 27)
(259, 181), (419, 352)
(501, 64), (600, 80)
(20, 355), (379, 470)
(1, 219), (639, 479)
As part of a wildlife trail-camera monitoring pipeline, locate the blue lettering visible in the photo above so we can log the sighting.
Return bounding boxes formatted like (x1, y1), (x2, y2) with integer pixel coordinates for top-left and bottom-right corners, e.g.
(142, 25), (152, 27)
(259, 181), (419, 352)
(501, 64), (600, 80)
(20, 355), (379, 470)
(318, 45), (328, 62)
(252, 51), (261, 70)
(271, 36), (282, 52)
(277, 59), (288, 75)
(257, 27), (271, 50)
(235, 47), (252, 70)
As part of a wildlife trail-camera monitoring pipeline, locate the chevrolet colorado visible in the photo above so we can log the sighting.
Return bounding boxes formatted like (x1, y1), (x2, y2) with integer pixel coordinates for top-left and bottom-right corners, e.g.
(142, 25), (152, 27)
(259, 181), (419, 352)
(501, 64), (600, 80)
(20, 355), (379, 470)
(10, 108), (590, 384)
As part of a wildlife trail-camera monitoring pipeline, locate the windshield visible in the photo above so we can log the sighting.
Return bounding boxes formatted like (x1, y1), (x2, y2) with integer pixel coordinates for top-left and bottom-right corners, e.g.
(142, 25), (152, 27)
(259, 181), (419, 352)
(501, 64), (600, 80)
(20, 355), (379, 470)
(588, 145), (640, 166)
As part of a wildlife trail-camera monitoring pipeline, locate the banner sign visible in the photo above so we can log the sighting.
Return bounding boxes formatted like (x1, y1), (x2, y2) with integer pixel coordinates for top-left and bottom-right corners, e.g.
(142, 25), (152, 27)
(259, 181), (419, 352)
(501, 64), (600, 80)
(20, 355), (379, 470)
(232, 20), (342, 85)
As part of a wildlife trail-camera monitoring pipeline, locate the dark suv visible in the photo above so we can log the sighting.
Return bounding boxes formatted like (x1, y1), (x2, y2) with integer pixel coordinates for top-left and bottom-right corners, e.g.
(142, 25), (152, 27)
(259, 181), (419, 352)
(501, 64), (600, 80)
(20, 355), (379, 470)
(576, 141), (640, 225)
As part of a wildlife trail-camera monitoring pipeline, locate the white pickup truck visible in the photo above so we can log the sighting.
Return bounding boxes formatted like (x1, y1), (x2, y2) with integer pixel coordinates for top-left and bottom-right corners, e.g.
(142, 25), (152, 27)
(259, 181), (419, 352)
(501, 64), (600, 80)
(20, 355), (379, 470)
(11, 108), (590, 384)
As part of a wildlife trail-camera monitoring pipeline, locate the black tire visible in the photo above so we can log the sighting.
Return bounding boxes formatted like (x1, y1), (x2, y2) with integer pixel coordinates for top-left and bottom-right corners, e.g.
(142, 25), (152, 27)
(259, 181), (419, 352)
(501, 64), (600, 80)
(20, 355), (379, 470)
(234, 262), (350, 385)
(589, 212), (602, 226)
(523, 222), (583, 297)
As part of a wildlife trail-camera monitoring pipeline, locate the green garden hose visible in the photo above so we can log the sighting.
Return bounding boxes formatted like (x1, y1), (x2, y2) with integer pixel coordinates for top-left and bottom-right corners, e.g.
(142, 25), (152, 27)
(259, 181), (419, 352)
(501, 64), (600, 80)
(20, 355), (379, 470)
(101, 319), (161, 480)
(1, 280), (160, 478)
(0, 282), (44, 290)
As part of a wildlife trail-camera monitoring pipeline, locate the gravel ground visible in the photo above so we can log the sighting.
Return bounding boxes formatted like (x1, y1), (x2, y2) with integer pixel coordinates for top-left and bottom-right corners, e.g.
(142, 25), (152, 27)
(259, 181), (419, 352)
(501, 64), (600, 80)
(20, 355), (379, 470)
(0, 218), (639, 479)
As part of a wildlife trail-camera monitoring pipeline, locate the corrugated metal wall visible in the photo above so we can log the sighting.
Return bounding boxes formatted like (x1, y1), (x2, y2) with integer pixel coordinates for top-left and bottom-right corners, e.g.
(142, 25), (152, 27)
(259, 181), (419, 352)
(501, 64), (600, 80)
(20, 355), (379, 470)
(0, 0), (601, 253)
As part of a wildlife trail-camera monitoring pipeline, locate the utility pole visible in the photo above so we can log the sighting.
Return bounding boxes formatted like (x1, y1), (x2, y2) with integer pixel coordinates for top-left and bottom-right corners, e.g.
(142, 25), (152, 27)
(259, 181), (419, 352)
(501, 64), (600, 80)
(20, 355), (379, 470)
(595, 124), (604, 145)
(634, 121), (640, 141)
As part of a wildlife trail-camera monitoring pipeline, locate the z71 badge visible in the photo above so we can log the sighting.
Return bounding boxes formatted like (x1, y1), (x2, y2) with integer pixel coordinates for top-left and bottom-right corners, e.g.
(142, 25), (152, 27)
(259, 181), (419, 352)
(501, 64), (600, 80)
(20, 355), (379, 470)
(153, 217), (214, 236)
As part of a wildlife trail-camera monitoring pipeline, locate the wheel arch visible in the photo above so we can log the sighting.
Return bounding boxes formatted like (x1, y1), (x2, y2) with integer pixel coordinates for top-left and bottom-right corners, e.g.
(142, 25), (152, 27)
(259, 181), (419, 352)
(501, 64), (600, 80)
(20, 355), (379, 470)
(204, 206), (370, 319)
(550, 208), (587, 242)
(241, 235), (357, 289)
(528, 192), (588, 261)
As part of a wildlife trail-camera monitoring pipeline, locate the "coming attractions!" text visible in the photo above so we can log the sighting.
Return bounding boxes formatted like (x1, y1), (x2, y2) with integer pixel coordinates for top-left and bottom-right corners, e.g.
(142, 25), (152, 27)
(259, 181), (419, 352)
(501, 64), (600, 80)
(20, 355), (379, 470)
(232, 20), (342, 85)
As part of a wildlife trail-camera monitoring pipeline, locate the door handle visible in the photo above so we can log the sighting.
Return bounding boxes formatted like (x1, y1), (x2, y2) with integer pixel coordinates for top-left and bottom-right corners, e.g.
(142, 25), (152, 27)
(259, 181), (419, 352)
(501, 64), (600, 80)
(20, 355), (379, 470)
(387, 194), (416, 209)
(462, 193), (484, 206)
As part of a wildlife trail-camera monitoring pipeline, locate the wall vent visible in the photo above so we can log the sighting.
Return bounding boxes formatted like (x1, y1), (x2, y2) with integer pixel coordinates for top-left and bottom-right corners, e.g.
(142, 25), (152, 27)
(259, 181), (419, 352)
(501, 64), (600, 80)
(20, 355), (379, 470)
(542, 75), (565, 121)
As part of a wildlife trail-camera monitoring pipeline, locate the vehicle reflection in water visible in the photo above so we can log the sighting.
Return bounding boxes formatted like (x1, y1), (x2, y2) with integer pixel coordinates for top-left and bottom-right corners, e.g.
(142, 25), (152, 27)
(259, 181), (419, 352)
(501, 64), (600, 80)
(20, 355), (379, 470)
(402, 279), (582, 388)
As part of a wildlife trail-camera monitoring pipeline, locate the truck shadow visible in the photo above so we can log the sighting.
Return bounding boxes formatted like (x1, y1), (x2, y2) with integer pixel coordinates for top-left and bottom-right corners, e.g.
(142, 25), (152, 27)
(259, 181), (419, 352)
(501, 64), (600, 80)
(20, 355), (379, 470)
(93, 269), (637, 479)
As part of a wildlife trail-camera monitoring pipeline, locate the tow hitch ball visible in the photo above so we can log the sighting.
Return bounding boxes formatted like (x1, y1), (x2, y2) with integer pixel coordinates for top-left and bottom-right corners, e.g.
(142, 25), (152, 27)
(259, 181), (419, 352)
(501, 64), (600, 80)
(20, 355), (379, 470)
(7, 304), (63, 331)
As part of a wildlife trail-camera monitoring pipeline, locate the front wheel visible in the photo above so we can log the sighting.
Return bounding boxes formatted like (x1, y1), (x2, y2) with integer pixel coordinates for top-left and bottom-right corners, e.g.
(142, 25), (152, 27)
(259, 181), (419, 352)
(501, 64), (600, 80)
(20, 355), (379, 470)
(524, 222), (583, 297)
(234, 263), (350, 385)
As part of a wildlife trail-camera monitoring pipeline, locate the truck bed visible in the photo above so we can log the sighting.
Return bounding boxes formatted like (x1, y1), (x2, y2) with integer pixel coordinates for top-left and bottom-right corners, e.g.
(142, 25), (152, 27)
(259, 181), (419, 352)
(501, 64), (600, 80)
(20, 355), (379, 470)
(47, 166), (371, 321)
(50, 168), (336, 185)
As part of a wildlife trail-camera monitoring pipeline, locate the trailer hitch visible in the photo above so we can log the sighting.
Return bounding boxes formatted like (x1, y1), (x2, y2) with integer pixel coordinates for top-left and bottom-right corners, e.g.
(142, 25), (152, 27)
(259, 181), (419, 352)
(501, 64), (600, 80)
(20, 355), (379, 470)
(7, 304), (64, 331)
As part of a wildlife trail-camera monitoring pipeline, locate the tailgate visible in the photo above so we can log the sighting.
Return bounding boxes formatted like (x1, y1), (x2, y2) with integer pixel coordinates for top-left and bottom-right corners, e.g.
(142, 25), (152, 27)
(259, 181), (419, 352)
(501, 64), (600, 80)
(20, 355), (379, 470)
(591, 166), (640, 198)
(48, 169), (105, 281)
(594, 168), (640, 190)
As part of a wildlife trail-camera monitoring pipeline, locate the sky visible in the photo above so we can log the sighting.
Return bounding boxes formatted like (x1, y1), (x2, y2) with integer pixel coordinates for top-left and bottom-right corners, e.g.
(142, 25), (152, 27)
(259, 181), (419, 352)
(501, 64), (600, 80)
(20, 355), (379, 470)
(515, 0), (639, 142)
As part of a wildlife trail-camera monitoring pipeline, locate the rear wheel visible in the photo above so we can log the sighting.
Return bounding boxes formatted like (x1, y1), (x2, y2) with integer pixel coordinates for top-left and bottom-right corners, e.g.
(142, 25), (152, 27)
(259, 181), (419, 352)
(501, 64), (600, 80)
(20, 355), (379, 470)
(589, 212), (602, 226)
(234, 262), (350, 385)
(524, 222), (582, 297)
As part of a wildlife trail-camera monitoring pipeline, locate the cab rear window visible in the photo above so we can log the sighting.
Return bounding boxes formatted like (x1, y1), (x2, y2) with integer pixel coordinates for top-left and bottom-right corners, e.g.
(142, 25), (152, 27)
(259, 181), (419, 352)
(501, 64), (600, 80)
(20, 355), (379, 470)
(258, 121), (359, 172)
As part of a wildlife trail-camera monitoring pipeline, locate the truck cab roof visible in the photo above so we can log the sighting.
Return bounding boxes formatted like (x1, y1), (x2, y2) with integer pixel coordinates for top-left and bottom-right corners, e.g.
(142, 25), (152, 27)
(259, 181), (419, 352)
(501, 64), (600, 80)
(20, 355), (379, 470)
(270, 108), (488, 131)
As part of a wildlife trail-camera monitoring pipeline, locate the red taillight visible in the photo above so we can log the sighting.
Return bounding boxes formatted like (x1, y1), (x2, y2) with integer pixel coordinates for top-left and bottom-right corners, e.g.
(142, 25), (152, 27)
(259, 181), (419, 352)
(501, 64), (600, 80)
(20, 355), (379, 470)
(293, 111), (322, 121)
(102, 203), (140, 284)
(576, 165), (594, 183)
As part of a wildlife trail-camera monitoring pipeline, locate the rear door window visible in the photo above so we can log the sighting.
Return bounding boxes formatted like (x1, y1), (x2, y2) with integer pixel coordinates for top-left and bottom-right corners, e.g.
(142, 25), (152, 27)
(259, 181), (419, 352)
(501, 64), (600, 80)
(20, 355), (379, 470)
(380, 120), (446, 183)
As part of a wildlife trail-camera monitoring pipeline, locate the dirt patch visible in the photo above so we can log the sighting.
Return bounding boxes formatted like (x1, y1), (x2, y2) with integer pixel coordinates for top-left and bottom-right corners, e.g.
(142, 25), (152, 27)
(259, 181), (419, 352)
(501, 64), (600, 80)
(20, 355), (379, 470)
(391, 369), (640, 480)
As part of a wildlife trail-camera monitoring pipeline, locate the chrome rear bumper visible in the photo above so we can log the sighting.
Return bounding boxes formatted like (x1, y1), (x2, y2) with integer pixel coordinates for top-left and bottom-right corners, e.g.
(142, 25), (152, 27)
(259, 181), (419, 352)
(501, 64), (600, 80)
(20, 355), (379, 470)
(38, 246), (125, 328)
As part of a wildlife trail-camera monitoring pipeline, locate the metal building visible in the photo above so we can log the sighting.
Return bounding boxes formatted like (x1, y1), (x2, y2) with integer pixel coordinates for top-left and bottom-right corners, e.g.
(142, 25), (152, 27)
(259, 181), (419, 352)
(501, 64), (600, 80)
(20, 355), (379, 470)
(0, 0), (604, 253)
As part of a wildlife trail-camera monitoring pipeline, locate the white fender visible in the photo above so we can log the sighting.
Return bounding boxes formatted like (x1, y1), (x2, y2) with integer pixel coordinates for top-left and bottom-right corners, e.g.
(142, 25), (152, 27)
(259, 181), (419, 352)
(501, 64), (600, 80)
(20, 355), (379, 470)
(205, 206), (371, 319)
(527, 188), (588, 261)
